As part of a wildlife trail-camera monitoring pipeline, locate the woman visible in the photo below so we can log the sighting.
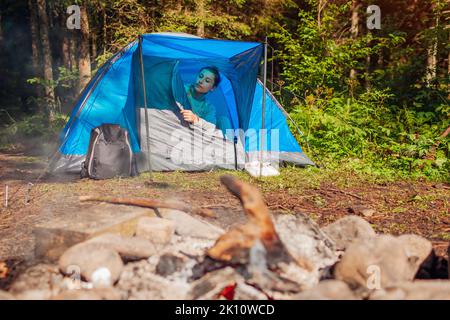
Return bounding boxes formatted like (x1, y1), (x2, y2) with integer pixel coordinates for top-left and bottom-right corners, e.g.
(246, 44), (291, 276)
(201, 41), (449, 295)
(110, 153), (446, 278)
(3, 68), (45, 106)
(180, 66), (221, 127)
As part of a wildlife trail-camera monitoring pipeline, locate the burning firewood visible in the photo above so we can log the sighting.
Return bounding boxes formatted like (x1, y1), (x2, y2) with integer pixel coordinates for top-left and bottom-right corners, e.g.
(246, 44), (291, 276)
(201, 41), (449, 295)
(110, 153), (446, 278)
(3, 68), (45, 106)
(79, 196), (215, 218)
(190, 175), (314, 296)
(0, 262), (8, 279)
(195, 175), (312, 276)
(206, 175), (291, 266)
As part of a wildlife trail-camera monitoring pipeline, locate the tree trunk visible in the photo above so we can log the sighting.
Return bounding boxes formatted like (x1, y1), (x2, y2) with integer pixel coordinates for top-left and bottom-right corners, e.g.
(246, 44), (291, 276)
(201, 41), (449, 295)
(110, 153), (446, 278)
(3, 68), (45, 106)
(426, 47), (437, 82)
(196, 0), (205, 37)
(426, 4), (439, 86)
(448, 31), (450, 77)
(60, 11), (70, 70)
(365, 55), (371, 89)
(29, 0), (41, 75)
(57, 8), (73, 111)
(448, 26), (450, 98)
(78, 4), (91, 93)
(62, 33), (71, 69)
(69, 32), (77, 71)
(91, 30), (97, 65)
(426, 36), (438, 85)
(28, 0), (44, 111)
(36, 0), (55, 119)
(443, 9), (450, 95)
(0, 8), (3, 44)
(349, 0), (361, 81)
(317, 0), (328, 32)
(377, 48), (384, 67)
(102, 6), (107, 54)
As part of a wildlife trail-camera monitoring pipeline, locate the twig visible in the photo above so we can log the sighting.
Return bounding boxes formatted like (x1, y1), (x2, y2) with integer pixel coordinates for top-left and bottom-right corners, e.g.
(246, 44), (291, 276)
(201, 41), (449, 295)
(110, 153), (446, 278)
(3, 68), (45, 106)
(79, 195), (215, 218)
(268, 204), (291, 211)
(326, 188), (363, 200)
(179, 251), (201, 262)
(201, 204), (231, 209)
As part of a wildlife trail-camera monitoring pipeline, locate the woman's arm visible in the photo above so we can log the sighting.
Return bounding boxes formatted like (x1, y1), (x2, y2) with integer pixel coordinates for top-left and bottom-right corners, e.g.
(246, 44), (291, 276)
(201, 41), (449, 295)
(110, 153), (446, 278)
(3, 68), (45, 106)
(181, 109), (216, 131)
(180, 109), (199, 123)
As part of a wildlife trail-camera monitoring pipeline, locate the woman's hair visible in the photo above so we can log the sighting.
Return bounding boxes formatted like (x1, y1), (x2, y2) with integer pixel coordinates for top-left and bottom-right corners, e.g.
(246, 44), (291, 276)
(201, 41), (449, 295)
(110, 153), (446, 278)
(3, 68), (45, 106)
(199, 66), (221, 87)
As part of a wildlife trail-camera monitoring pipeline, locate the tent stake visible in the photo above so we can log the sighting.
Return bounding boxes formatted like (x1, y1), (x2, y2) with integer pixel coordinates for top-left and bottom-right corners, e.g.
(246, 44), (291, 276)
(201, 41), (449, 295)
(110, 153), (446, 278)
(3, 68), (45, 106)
(138, 35), (152, 177)
(260, 37), (268, 177)
(4, 185), (8, 208)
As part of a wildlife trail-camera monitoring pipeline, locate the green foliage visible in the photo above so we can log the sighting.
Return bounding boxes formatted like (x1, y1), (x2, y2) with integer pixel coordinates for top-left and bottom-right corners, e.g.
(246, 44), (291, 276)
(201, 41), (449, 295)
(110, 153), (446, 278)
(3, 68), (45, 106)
(271, 6), (408, 97)
(27, 66), (79, 90)
(155, 2), (253, 39)
(282, 81), (449, 182)
(94, 52), (114, 73)
(0, 113), (67, 151)
(270, 2), (449, 182)
(27, 67), (79, 115)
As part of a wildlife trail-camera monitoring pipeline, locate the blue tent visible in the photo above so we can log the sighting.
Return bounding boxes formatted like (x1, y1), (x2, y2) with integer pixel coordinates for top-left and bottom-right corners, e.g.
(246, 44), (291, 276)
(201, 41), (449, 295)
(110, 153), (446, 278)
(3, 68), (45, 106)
(52, 33), (314, 173)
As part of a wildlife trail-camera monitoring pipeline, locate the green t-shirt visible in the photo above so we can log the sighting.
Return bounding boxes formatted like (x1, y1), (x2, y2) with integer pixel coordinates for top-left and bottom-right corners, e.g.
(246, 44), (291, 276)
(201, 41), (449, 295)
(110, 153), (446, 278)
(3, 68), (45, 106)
(185, 84), (216, 125)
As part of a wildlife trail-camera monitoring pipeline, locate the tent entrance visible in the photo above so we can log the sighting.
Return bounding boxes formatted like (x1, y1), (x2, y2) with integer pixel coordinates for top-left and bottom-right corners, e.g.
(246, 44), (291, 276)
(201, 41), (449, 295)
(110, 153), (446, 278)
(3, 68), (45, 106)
(134, 55), (240, 138)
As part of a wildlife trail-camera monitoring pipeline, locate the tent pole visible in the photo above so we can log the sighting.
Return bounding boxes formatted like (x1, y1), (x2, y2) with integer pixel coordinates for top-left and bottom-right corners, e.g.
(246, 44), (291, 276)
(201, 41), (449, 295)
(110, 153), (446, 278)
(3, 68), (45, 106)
(259, 37), (268, 177)
(138, 35), (152, 176)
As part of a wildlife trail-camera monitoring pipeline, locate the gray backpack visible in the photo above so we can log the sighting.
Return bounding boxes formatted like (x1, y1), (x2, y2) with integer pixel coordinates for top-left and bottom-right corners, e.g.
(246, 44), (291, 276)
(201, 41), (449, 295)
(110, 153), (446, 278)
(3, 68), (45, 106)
(81, 124), (137, 179)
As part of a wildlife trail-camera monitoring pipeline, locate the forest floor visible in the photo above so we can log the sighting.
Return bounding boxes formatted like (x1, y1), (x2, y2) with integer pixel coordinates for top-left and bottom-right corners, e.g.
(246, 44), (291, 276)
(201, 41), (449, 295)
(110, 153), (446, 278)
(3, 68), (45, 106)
(0, 149), (449, 287)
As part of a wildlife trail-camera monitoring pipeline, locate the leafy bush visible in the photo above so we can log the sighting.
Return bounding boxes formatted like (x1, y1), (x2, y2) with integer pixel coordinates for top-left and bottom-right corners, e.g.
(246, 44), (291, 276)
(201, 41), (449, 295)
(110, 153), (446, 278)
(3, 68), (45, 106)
(0, 113), (67, 151)
(270, 4), (449, 182)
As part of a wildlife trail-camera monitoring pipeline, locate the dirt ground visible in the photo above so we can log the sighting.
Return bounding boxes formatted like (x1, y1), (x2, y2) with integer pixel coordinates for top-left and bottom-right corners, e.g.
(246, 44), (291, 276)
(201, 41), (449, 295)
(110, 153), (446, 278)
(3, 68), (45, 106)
(0, 150), (449, 289)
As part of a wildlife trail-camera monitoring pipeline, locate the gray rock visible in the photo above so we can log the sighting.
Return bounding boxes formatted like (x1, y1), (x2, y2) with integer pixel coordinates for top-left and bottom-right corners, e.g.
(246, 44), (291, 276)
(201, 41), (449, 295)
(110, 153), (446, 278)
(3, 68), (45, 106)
(274, 213), (338, 271)
(234, 282), (268, 300)
(322, 215), (376, 250)
(156, 253), (185, 277)
(369, 288), (405, 300)
(9, 264), (63, 298)
(52, 288), (122, 300)
(361, 208), (375, 217)
(189, 267), (244, 300)
(158, 209), (224, 240)
(397, 234), (433, 277)
(86, 233), (159, 260)
(15, 289), (53, 300)
(34, 203), (155, 261)
(136, 217), (175, 245)
(0, 291), (16, 300)
(59, 242), (124, 285)
(293, 280), (358, 300)
(369, 280), (450, 300)
(116, 260), (190, 300)
(348, 205), (376, 217)
(334, 235), (419, 289)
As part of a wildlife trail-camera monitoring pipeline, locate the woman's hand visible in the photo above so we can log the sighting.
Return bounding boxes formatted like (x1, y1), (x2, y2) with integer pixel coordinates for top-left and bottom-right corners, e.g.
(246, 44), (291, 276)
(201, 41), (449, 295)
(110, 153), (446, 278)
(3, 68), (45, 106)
(181, 110), (199, 123)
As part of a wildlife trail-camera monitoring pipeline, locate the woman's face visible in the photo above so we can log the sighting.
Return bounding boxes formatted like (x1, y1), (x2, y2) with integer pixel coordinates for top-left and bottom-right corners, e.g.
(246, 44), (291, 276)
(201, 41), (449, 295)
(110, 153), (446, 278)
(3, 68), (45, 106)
(194, 69), (216, 94)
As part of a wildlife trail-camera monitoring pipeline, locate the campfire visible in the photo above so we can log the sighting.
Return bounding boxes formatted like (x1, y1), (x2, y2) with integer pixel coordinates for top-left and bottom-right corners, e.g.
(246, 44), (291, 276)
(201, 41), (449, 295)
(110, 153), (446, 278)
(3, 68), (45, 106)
(0, 175), (449, 300)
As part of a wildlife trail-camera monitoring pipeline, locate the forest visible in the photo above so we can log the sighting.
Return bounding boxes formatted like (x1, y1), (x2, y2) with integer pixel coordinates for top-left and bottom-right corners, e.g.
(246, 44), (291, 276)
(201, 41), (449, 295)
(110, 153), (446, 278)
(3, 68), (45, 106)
(1, 0), (450, 303)
(0, 0), (449, 180)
